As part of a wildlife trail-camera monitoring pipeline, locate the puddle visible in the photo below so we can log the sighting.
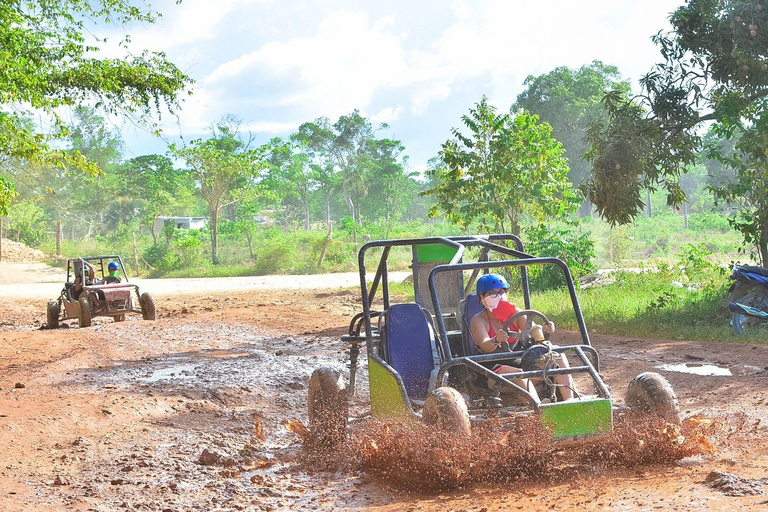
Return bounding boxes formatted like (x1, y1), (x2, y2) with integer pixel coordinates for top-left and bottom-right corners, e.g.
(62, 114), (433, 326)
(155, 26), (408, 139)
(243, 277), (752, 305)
(656, 363), (764, 376)
(139, 364), (198, 382)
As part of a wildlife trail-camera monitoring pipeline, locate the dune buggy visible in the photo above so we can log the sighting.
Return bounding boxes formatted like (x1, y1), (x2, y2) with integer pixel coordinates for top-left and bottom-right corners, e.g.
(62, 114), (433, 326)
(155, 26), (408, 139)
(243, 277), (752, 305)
(47, 255), (157, 329)
(308, 235), (680, 444)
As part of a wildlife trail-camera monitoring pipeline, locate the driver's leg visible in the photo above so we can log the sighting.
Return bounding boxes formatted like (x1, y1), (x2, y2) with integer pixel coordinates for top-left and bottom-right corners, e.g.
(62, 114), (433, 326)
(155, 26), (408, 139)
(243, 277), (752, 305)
(554, 355), (576, 400)
(488, 365), (541, 403)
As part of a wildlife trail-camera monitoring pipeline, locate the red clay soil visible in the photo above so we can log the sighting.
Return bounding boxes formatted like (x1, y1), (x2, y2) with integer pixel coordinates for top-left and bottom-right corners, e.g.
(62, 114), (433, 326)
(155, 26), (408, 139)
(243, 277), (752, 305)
(0, 280), (767, 511)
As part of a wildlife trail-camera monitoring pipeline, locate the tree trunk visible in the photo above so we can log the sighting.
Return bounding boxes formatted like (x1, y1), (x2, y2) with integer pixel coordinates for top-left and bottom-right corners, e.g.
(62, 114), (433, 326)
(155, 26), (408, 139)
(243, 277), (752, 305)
(56, 221), (62, 256)
(760, 221), (768, 267)
(324, 192), (331, 225)
(211, 207), (220, 265)
(317, 221), (333, 268)
(646, 189), (653, 217)
(245, 226), (254, 260)
(609, 227), (614, 263)
(342, 176), (356, 223)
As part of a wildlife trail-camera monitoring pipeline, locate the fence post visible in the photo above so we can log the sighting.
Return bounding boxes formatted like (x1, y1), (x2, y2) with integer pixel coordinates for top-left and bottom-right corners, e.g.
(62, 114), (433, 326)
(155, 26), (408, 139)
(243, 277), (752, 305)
(132, 232), (140, 273)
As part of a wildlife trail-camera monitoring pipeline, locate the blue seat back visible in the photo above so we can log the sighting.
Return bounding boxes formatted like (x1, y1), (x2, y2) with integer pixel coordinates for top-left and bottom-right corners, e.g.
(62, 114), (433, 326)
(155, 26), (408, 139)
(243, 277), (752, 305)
(461, 293), (485, 356)
(382, 303), (439, 400)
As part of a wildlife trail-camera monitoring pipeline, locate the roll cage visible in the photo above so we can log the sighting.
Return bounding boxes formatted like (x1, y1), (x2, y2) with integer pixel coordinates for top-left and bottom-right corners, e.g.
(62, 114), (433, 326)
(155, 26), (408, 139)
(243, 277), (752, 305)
(344, 234), (609, 413)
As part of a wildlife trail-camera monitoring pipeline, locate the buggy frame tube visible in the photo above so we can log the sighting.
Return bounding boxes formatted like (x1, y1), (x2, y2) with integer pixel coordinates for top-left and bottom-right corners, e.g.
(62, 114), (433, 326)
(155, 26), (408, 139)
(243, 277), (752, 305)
(429, 257), (592, 366)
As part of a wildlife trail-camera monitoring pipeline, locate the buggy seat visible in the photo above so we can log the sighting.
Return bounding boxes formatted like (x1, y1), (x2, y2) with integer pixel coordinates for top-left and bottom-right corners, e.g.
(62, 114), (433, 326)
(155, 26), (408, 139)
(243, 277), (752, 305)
(379, 303), (441, 401)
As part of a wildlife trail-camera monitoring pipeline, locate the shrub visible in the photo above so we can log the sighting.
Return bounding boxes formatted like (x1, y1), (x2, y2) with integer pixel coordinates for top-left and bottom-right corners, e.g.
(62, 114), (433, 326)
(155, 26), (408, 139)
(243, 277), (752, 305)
(688, 212), (731, 233)
(523, 224), (597, 290)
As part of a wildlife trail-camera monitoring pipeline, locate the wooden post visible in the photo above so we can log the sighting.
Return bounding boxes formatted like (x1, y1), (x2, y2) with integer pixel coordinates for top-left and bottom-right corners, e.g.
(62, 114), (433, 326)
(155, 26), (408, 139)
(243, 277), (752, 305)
(317, 221), (333, 269)
(132, 232), (140, 273)
(56, 221), (62, 256)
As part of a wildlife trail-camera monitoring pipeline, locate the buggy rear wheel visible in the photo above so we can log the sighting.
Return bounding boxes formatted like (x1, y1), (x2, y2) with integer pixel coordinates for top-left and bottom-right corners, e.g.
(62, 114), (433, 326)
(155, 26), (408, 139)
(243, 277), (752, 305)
(78, 297), (92, 328)
(308, 367), (348, 448)
(139, 292), (157, 321)
(422, 386), (471, 437)
(626, 372), (680, 425)
(47, 301), (59, 329)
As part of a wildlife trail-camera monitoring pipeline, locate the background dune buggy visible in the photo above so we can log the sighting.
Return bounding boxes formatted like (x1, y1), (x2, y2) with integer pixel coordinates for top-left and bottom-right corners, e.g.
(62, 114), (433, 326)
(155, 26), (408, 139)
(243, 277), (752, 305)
(46, 255), (157, 328)
(308, 235), (680, 445)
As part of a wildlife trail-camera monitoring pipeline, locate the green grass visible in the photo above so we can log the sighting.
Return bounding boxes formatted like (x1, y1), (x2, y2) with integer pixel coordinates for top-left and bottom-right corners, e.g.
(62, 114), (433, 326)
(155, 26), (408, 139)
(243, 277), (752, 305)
(532, 270), (766, 343)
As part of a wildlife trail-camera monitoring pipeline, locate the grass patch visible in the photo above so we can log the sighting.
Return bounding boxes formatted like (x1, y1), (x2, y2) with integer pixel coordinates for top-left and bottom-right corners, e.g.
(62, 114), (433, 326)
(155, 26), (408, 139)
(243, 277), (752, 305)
(532, 270), (766, 343)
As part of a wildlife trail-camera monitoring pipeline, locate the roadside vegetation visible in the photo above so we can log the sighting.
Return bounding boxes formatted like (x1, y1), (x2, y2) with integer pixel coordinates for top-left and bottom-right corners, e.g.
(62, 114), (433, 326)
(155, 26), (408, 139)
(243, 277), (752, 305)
(1, 1), (765, 343)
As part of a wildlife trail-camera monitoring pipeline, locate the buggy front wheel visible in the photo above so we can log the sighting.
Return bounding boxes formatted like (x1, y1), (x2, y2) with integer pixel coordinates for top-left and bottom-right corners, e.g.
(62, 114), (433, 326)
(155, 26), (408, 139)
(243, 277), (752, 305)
(422, 386), (471, 438)
(626, 372), (680, 425)
(308, 367), (348, 448)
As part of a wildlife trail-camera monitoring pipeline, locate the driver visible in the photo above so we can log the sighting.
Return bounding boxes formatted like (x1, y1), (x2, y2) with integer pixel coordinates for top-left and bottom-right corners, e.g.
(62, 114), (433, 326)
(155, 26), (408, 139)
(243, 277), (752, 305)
(106, 261), (121, 283)
(470, 273), (576, 401)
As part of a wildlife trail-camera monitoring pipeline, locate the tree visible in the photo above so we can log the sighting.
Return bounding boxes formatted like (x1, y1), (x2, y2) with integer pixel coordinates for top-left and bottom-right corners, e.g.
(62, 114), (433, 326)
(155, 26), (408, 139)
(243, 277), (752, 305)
(262, 138), (315, 230)
(514, 61), (631, 215)
(295, 111), (382, 226)
(113, 154), (194, 241)
(0, 0), (191, 213)
(171, 117), (264, 265)
(424, 97), (579, 234)
(361, 138), (417, 232)
(582, 0), (768, 263)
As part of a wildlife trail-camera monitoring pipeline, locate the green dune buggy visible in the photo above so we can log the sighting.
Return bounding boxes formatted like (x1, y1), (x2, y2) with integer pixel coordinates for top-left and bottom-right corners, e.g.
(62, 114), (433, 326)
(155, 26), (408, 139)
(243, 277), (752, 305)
(308, 235), (680, 444)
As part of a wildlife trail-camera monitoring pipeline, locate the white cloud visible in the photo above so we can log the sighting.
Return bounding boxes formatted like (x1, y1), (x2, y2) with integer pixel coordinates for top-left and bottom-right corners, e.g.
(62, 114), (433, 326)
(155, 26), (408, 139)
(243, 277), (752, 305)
(112, 0), (684, 164)
(370, 106), (403, 123)
(204, 10), (409, 119)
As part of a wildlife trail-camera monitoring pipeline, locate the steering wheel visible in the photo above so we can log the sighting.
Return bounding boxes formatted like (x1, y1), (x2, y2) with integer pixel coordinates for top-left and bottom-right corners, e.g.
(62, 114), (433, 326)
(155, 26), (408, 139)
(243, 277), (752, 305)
(103, 275), (121, 284)
(501, 309), (551, 351)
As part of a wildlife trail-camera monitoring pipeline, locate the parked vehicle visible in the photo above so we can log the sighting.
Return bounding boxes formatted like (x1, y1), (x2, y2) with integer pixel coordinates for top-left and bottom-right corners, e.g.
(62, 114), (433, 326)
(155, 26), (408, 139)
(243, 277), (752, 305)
(728, 265), (768, 334)
(307, 235), (680, 447)
(47, 255), (157, 329)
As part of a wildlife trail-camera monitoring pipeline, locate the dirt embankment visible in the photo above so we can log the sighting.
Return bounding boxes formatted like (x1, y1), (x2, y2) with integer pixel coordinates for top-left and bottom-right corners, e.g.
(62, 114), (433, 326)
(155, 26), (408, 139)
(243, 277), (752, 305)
(0, 262), (767, 511)
(0, 238), (46, 263)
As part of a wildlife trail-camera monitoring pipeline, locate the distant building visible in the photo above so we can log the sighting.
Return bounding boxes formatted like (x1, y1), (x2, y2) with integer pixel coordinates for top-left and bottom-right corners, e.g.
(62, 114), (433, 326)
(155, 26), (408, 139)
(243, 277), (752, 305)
(153, 216), (208, 232)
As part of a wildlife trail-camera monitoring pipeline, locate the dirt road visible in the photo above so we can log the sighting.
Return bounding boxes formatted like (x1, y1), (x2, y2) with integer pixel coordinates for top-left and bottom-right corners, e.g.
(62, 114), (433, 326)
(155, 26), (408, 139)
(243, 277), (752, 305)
(1, 262), (767, 511)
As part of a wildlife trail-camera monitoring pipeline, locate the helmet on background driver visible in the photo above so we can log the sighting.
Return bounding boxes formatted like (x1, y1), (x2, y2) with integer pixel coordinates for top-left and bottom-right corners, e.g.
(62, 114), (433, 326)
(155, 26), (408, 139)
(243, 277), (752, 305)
(108, 261), (119, 272)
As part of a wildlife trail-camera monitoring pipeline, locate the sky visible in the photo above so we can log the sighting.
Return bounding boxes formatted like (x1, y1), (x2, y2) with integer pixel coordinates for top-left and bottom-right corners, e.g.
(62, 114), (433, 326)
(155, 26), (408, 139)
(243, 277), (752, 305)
(111, 0), (685, 171)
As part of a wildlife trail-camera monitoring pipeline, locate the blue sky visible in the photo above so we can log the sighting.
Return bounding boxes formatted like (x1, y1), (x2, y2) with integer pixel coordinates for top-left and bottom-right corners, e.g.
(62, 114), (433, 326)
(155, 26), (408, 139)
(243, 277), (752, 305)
(111, 0), (684, 171)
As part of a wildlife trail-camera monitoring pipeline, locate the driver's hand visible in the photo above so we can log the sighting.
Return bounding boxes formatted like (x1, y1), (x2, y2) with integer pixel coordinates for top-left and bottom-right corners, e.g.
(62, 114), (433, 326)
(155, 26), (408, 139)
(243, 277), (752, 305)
(544, 321), (555, 334)
(494, 330), (509, 344)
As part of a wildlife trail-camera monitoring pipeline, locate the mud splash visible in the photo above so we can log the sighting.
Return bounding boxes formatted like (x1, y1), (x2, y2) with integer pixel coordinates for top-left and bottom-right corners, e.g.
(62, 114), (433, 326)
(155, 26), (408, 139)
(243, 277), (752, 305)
(335, 413), (732, 491)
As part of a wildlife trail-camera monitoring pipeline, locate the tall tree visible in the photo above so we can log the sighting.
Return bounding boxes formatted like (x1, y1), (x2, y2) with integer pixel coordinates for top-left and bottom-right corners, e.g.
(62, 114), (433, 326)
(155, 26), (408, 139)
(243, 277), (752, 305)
(361, 138), (416, 232)
(583, 0), (768, 263)
(295, 111), (380, 225)
(424, 96), (579, 234)
(0, 0), (191, 214)
(171, 117), (264, 265)
(514, 61), (631, 215)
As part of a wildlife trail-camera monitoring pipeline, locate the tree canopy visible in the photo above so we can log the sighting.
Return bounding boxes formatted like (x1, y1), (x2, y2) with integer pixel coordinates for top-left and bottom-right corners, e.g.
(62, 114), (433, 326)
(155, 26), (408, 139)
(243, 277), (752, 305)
(514, 60), (631, 192)
(425, 97), (579, 235)
(583, 0), (768, 263)
(0, 0), (191, 212)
